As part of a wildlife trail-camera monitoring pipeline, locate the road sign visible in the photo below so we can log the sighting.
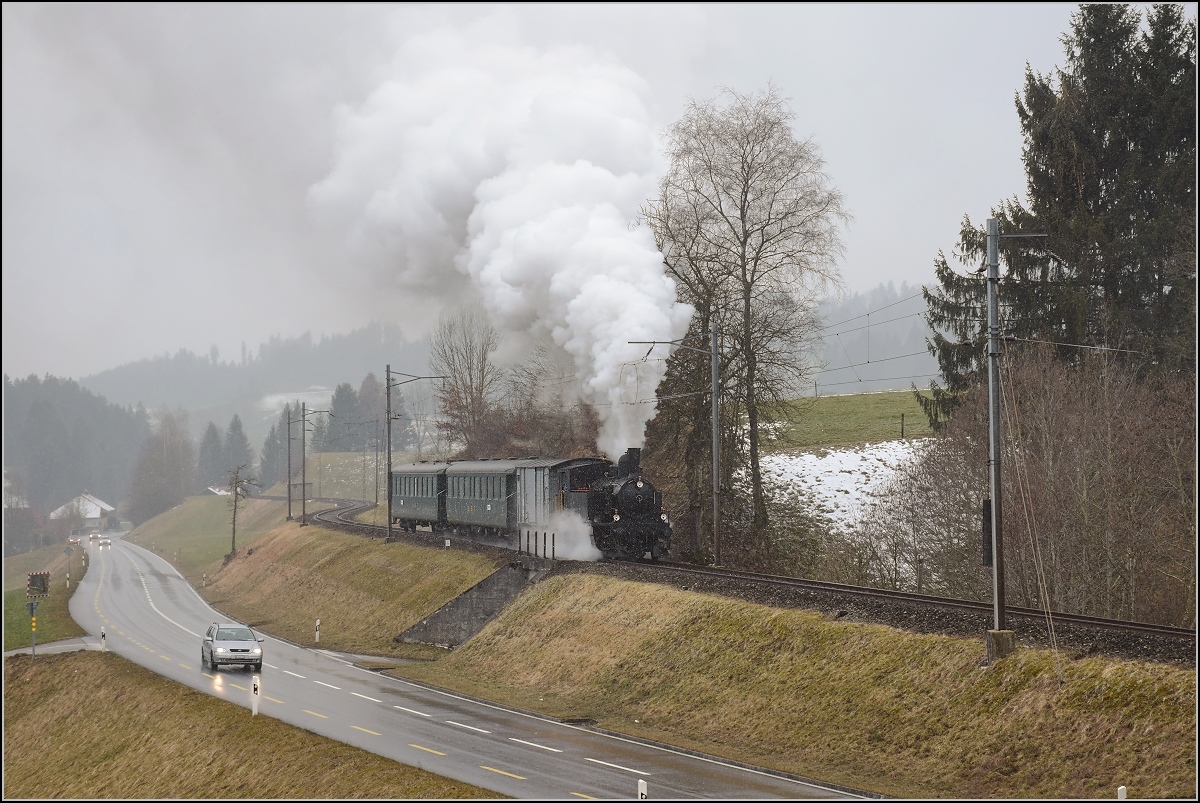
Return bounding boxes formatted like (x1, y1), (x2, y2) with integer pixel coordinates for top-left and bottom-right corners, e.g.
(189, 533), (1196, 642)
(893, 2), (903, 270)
(26, 571), (49, 598)
(64, 546), (73, 556)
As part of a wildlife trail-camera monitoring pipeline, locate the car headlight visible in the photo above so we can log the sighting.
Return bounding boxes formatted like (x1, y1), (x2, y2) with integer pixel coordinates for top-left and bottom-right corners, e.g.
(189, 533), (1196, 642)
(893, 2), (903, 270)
(612, 513), (620, 522)
(661, 513), (668, 521)
(215, 647), (227, 653)
(253, 647), (262, 654)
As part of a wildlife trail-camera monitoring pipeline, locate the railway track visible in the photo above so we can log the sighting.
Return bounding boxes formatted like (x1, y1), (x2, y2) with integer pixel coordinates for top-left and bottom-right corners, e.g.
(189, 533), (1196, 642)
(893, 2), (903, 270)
(296, 495), (1195, 660)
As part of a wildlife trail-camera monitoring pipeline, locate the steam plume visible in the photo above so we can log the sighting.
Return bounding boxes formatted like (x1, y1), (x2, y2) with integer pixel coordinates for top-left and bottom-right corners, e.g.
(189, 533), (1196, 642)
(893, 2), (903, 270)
(309, 23), (691, 458)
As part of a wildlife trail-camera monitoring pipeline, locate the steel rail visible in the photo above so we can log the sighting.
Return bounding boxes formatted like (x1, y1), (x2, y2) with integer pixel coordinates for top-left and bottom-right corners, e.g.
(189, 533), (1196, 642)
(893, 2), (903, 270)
(299, 496), (1195, 642)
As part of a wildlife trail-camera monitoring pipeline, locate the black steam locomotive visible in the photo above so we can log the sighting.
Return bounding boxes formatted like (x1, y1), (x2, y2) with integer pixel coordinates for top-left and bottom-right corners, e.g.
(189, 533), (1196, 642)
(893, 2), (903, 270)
(389, 448), (671, 560)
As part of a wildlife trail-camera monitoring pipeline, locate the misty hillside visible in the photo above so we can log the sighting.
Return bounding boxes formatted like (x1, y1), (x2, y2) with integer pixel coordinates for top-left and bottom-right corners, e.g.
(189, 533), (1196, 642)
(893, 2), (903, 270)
(80, 323), (430, 444)
(814, 282), (938, 396)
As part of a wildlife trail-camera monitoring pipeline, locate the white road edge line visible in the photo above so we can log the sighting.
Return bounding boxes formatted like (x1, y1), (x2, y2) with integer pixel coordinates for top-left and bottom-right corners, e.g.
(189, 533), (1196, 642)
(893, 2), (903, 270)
(446, 720), (492, 734)
(113, 549), (202, 638)
(314, 680), (341, 689)
(352, 692), (382, 703)
(284, 670), (306, 678)
(509, 737), (563, 752)
(395, 706), (431, 717)
(585, 758), (650, 775)
(387, 678), (862, 795)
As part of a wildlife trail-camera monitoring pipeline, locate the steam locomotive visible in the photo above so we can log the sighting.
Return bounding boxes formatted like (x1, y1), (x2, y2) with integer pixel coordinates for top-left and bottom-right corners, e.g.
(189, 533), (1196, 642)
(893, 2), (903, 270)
(389, 447), (671, 560)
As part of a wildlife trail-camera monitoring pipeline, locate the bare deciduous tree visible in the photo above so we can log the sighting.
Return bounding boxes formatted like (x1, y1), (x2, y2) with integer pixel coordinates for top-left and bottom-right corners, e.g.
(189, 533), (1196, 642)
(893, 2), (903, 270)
(227, 464), (259, 556)
(643, 85), (848, 557)
(429, 303), (504, 455)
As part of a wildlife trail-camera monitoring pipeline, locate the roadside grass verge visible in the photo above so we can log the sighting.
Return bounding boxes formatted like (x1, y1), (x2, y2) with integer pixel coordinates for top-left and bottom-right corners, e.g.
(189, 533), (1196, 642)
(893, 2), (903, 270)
(3, 543), (88, 651)
(202, 521), (500, 658)
(3, 650), (498, 799)
(769, 389), (931, 451)
(389, 573), (1196, 799)
(124, 495), (286, 586)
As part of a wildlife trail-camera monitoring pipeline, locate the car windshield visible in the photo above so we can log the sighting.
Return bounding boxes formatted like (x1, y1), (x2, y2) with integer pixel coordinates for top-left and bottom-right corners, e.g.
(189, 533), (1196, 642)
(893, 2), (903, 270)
(216, 627), (254, 641)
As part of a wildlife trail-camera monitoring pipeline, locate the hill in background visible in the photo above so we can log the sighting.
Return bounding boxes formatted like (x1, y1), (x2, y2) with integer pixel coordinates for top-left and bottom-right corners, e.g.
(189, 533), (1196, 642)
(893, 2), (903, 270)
(79, 322), (431, 444)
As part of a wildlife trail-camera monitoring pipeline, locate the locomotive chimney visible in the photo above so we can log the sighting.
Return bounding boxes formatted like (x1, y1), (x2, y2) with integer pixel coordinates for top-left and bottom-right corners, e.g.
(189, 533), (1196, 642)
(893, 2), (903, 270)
(617, 447), (641, 478)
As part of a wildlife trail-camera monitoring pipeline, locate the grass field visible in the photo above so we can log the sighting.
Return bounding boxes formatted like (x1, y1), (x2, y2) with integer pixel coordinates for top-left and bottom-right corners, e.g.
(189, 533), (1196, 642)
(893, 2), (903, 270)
(3, 542), (88, 651)
(3, 650), (498, 799)
(124, 495), (287, 587)
(767, 389), (932, 451)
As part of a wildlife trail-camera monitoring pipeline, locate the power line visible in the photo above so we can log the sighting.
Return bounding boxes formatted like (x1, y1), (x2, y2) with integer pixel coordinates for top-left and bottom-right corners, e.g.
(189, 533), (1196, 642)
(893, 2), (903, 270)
(823, 311), (927, 337)
(817, 291), (926, 332)
(1003, 336), (1147, 355)
(814, 372), (940, 390)
(814, 349), (931, 375)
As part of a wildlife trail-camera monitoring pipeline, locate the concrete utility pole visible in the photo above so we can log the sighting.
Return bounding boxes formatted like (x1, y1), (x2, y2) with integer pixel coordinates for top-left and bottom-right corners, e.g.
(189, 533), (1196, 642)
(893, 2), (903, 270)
(385, 367), (448, 542)
(301, 402), (307, 525)
(985, 217), (1013, 662)
(710, 320), (721, 566)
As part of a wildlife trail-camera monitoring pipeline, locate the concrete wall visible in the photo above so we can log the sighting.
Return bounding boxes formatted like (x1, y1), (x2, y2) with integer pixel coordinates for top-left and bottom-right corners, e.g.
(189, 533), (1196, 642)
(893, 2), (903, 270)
(396, 558), (552, 648)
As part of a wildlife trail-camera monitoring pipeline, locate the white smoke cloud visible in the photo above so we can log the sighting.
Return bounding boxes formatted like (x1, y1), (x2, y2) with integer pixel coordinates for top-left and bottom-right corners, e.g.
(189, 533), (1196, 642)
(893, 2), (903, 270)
(523, 510), (601, 562)
(308, 19), (692, 459)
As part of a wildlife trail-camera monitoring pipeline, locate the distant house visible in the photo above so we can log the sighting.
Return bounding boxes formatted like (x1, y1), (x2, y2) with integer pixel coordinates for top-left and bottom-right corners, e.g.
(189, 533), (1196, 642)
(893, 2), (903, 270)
(201, 486), (232, 496)
(50, 492), (116, 530)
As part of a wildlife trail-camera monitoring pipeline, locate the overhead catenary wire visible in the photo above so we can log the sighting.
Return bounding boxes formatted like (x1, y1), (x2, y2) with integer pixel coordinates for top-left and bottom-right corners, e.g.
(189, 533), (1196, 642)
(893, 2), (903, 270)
(997, 305), (1064, 681)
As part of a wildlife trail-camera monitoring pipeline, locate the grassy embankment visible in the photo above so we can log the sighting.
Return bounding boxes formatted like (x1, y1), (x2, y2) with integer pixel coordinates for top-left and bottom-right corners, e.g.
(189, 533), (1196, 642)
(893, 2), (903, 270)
(3, 542), (88, 651)
(388, 573), (1195, 799)
(3, 650), (497, 799)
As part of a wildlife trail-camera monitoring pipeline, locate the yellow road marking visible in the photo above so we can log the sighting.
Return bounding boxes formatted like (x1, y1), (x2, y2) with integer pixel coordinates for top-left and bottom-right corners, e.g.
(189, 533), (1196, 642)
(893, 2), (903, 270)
(178, 663), (189, 669)
(570, 794), (598, 800)
(230, 683), (248, 691)
(202, 672), (216, 679)
(303, 709), (328, 719)
(264, 696), (284, 704)
(117, 631), (125, 636)
(160, 655), (172, 661)
(480, 766), (525, 780)
(351, 726), (381, 736)
(409, 744), (446, 756)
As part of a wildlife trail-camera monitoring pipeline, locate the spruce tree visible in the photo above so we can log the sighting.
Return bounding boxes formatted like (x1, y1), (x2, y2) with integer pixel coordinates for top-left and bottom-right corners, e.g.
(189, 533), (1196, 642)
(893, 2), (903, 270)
(196, 422), (224, 490)
(919, 4), (1196, 425)
(223, 414), (253, 475)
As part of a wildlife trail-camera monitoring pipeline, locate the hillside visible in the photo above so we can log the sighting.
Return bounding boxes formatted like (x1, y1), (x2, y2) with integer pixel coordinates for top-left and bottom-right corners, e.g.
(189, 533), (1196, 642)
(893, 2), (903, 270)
(3, 651), (496, 799)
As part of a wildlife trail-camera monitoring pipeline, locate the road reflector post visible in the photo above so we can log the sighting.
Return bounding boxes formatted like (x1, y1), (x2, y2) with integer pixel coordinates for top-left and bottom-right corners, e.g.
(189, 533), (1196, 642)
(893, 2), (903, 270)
(444, 538), (450, 548)
(552, 532), (555, 561)
(252, 679), (260, 716)
(1118, 786), (1127, 800)
(101, 627), (106, 651)
(315, 618), (320, 644)
(638, 779), (648, 799)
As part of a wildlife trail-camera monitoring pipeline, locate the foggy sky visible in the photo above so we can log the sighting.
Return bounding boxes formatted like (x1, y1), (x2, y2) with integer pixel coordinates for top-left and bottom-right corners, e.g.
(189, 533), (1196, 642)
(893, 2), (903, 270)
(2, 3), (1084, 381)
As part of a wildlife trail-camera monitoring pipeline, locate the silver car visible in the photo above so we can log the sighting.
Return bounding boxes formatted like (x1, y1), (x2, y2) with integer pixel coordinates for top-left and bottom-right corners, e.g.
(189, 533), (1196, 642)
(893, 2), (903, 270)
(202, 622), (263, 672)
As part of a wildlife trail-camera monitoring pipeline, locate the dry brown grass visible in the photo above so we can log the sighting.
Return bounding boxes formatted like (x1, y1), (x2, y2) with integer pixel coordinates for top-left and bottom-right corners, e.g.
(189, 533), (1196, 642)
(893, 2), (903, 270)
(202, 520), (501, 656)
(3, 651), (498, 799)
(391, 575), (1197, 799)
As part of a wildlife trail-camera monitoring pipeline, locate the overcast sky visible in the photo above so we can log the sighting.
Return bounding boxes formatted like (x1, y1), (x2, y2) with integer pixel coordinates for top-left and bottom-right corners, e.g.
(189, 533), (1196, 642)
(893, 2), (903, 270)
(3, 3), (1092, 381)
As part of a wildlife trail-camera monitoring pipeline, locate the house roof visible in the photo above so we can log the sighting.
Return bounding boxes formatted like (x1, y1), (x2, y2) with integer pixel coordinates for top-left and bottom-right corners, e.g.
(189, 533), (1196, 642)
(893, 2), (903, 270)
(50, 492), (115, 520)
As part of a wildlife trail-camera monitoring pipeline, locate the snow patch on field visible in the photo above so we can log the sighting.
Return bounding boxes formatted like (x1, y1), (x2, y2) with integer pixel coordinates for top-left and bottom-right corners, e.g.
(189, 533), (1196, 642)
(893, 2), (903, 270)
(761, 440), (927, 531)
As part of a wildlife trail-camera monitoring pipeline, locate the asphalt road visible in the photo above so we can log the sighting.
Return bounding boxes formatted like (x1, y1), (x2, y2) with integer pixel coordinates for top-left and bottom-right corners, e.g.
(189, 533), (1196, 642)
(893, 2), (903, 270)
(66, 534), (859, 800)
